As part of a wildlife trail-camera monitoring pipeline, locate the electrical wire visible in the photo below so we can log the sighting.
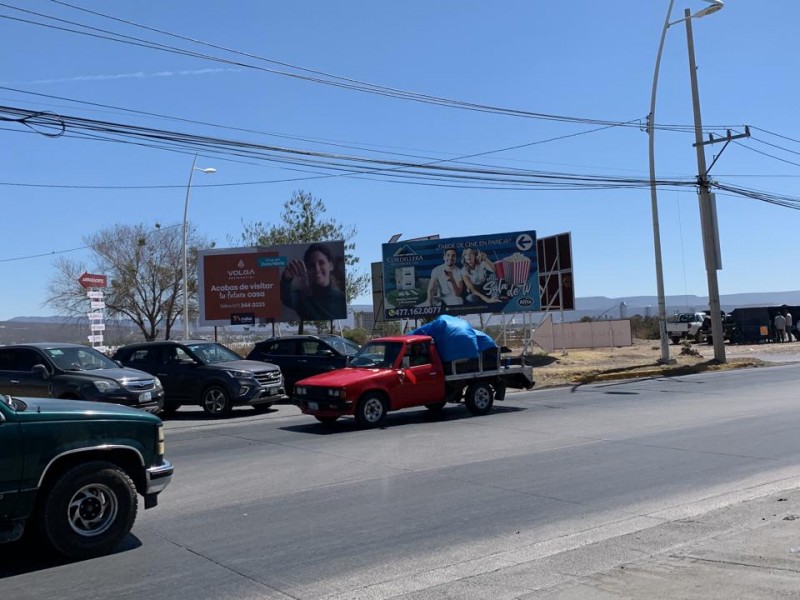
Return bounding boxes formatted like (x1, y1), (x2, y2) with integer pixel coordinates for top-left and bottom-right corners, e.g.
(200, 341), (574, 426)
(2, 103), (701, 192)
(0, 1), (736, 135)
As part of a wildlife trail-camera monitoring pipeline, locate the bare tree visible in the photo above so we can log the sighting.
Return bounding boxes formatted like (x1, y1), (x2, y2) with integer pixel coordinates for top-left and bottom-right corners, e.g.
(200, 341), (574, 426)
(240, 190), (369, 334)
(45, 223), (211, 341)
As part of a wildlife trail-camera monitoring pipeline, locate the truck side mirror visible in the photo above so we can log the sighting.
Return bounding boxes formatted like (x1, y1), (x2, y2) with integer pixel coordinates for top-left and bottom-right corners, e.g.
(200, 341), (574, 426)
(401, 356), (410, 370)
(32, 364), (50, 380)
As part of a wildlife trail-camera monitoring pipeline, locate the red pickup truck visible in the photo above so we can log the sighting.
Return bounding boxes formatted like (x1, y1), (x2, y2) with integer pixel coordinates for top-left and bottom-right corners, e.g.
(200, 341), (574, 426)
(292, 334), (534, 428)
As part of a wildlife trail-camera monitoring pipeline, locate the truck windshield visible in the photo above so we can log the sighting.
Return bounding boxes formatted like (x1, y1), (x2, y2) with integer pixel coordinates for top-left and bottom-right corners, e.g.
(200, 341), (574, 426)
(349, 342), (403, 368)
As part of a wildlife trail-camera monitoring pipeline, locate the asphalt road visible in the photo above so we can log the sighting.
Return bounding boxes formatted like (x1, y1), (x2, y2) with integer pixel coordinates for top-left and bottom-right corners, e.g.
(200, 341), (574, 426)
(2, 364), (800, 599)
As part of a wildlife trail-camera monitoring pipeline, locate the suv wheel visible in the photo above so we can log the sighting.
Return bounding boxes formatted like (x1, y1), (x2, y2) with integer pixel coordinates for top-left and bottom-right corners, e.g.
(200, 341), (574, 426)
(202, 385), (232, 417)
(39, 461), (137, 559)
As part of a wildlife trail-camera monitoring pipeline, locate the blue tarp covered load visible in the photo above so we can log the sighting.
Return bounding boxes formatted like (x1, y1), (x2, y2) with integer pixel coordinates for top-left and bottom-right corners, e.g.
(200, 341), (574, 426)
(411, 315), (497, 362)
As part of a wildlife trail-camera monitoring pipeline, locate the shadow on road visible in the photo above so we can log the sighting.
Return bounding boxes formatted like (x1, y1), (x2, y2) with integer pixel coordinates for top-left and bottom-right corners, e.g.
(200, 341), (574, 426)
(281, 404), (526, 435)
(0, 533), (142, 578)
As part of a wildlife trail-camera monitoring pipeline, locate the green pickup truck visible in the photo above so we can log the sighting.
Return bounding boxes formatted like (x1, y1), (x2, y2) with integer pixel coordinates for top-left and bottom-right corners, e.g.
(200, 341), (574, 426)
(0, 392), (173, 559)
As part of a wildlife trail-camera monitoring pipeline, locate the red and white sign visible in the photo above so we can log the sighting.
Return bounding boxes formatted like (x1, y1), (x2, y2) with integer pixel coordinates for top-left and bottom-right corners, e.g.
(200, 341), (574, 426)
(78, 272), (107, 288)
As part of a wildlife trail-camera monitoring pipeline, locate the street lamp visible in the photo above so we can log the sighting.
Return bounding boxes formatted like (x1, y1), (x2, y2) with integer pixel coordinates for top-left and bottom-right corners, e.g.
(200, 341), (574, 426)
(648, 0), (723, 364)
(182, 154), (215, 340)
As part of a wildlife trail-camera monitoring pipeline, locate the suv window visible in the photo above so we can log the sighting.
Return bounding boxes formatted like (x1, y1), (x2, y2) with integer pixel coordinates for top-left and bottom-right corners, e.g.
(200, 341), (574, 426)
(265, 340), (297, 355)
(300, 340), (323, 355)
(323, 336), (359, 356)
(127, 348), (157, 366)
(159, 345), (192, 365)
(0, 348), (43, 372)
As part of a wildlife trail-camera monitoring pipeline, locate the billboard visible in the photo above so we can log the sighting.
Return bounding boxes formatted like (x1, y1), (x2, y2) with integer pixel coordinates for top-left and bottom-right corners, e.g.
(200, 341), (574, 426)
(537, 232), (575, 311)
(198, 241), (347, 325)
(381, 231), (540, 320)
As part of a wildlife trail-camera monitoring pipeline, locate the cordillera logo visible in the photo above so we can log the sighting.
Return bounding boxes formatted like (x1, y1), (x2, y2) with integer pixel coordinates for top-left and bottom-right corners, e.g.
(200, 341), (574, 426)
(228, 259), (256, 278)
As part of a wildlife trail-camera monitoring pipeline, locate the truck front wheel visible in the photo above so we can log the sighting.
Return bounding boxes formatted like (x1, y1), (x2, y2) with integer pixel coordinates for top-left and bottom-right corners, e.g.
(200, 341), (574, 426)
(39, 461), (138, 559)
(465, 383), (494, 416)
(355, 394), (388, 428)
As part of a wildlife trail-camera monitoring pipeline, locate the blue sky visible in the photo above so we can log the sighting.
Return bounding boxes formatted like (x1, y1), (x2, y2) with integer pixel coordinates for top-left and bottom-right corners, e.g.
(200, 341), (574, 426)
(1, 1), (798, 321)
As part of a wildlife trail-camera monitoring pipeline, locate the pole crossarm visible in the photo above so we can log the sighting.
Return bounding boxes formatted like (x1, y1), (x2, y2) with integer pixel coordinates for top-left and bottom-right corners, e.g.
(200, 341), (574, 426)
(699, 127), (751, 174)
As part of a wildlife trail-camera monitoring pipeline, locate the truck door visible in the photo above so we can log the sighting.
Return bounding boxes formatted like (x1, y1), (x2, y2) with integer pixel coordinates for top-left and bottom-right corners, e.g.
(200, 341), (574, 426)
(0, 401), (23, 520)
(395, 342), (445, 409)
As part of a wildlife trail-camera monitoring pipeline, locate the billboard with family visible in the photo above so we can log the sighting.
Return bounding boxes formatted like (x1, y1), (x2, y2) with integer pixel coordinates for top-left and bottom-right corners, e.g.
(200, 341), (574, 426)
(381, 231), (540, 320)
(198, 241), (347, 325)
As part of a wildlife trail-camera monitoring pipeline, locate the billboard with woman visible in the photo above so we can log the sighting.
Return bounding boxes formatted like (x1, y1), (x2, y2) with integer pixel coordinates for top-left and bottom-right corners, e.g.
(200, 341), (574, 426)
(198, 241), (347, 325)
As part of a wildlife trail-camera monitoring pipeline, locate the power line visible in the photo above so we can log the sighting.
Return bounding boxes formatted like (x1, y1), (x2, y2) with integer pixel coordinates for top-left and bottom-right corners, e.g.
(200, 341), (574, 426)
(0, 1), (737, 134)
(2, 103), (701, 191)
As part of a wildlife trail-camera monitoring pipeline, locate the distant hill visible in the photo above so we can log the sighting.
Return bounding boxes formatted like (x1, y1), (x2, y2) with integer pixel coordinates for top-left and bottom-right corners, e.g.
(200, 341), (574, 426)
(4, 292), (799, 345)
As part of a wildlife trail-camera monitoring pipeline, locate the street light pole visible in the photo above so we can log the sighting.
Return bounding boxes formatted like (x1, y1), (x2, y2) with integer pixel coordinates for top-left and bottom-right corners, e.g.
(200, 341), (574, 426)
(684, 9), (726, 362)
(182, 154), (215, 340)
(648, 0), (723, 362)
(648, 0), (676, 365)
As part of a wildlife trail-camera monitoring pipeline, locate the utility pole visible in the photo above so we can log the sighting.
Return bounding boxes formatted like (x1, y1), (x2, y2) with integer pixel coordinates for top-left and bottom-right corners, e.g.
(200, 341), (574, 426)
(684, 9), (748, 362)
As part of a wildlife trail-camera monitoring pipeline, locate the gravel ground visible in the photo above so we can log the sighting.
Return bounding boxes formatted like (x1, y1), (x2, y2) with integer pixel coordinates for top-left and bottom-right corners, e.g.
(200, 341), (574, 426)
(526, 338), (800, 389)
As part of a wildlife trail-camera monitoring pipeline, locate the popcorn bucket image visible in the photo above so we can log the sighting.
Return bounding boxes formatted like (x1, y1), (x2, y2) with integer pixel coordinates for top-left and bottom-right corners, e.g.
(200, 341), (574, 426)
(502, 253), (531, 286)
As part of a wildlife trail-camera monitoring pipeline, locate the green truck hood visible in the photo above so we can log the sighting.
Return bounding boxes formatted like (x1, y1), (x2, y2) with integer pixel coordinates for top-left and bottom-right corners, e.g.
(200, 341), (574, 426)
(13, 396), (160, 423)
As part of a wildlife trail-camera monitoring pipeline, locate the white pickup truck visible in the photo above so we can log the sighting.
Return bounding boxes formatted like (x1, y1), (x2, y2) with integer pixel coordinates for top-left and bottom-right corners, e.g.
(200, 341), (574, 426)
(666, 312), (707, 344)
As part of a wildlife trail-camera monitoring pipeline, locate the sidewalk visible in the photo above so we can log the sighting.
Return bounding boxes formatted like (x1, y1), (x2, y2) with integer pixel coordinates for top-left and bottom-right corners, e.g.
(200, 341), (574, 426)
(538, 487), (800, 599)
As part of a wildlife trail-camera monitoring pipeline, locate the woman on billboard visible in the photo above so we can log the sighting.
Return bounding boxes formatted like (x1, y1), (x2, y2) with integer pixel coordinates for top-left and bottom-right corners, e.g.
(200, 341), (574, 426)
(280, 243), (346, 321)
(460, 248), (502, 305)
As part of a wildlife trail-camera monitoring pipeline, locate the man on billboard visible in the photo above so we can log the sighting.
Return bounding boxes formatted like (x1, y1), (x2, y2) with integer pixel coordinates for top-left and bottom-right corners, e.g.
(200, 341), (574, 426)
(280, 242), (346, 321)
(426, 247), (464, 307)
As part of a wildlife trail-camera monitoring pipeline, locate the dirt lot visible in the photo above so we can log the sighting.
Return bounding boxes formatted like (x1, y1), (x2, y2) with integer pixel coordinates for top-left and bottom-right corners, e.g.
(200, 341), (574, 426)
(525, 338), (800, 389)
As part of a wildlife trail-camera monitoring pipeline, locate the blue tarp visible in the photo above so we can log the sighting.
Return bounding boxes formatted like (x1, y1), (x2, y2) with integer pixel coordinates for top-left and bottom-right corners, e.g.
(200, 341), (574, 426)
(411, 315), (497, 362)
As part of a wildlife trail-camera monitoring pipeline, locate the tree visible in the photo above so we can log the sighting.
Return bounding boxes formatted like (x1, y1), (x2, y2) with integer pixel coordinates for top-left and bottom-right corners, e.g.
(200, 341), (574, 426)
(46, 223), (211, 341)
(240, 190), (369, 333)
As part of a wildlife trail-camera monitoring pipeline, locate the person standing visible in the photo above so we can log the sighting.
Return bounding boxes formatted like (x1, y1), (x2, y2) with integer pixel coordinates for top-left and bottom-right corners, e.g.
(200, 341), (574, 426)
(774, 312), (786, 343)
(785, 311), (794, 342)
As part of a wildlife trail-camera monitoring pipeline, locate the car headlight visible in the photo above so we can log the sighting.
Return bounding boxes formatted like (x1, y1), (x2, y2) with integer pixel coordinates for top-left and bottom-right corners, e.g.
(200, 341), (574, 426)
(154, 377), (164, 390)
(327, 388), (346, 400)
(226, 369), (253, 379)
(93, 380), (121, 392)
(295, 386), (306, 396)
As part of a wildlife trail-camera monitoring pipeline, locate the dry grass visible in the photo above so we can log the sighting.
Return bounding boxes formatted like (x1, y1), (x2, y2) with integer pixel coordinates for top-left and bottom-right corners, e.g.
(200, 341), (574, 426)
(523, 338), (800, 388)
